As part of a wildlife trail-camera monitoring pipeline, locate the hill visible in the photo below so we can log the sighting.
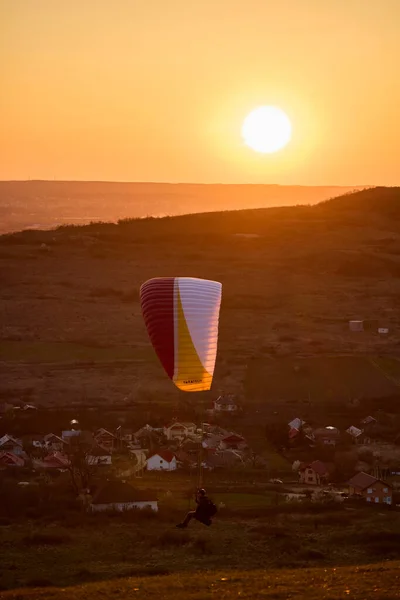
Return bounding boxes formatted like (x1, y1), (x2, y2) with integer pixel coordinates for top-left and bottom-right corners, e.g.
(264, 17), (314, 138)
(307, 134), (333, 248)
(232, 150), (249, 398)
(0, 181), (365, 234)
(1, 186), (400, 420)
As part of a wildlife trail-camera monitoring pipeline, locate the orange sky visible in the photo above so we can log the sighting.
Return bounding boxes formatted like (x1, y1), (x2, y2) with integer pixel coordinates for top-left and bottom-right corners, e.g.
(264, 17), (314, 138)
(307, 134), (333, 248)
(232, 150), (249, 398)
(1, 0), (399, 185)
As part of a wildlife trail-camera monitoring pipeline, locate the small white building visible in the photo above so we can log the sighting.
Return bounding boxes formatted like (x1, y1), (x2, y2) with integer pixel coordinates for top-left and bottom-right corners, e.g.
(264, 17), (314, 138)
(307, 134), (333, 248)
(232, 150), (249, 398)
(90, 481), (158, 512)
(213, 395), (238, 413)
(349, 320), (364, 332)
(163, 422), (196, 441)
(146, 450), (177, 471)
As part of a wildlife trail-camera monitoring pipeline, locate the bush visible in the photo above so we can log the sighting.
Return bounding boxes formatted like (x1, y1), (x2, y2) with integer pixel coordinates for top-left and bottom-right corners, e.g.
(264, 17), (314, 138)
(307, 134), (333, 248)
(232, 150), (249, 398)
(191, 537), (214, 554)
(250, 524), (289, 538)
(300, 548), (325, 560)
(22, 531), (71, 546)
(154, 530), (190, 547)
(26, 578), (54, 588)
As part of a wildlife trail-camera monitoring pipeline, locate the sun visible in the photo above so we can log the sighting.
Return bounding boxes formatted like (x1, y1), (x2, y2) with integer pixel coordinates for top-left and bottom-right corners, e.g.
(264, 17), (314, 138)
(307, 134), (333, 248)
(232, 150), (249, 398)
(241, 106), (292, 153)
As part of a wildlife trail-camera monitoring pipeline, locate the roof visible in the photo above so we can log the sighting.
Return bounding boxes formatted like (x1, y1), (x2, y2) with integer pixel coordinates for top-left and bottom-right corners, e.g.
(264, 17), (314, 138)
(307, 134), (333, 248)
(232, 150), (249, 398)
(0, 451), (24, 466)
(33, 452), (70, 469)
(346, 426), (363, 438)
(361, 416), (377, 425)
(313, 426), (340, 438)
(215, 395), (237, 406)
(95, 428), (116, 439)
(222, 434), (245, 443)
(175, 450), (195, 464)
(206, 449), (244, 468)
(347, 472), (392, 490)
(202, 435), (223, 449)
(300, 460), (330, 476)
(0, 434), (23, 447)
(166, 422), (185, 430)
(92, 481), (157, 504)
(148, 450), (175, 463)
(88, 445), (111, 457)
(165, 421), (196, 430)
(288, 418), (304, 430)
(44, 433), (66, 444)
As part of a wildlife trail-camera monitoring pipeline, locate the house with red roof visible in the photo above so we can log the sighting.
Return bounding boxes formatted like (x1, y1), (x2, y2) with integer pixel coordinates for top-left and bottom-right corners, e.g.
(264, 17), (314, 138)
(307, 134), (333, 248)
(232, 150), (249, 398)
(347, 472), (392, 505)
(0, 451), (25, 468)
(220, 434), (247, 451)
(34, 452), (70, 470)
(299, 460), (332, 485)
(146, 450), (177, 471)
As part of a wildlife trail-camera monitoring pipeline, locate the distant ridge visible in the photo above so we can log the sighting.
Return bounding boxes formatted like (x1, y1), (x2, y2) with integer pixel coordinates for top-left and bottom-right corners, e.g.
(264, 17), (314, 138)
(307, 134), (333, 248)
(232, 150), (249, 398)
(0, 180), (366, 235)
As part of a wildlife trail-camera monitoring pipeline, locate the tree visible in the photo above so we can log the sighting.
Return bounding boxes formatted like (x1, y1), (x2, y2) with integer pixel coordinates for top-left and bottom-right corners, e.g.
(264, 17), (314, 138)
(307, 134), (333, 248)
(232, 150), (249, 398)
(65, 444), (96, 496)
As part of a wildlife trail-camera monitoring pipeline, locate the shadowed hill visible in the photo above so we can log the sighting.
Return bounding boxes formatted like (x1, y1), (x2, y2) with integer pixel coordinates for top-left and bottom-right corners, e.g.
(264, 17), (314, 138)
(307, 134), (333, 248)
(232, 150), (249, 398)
(318, 186), (400, 217)
(2, 186), (400, 411)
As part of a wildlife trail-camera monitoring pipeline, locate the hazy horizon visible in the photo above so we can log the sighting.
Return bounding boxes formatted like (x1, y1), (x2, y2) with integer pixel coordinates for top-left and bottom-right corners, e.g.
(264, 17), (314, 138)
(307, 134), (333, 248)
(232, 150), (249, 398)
(0, 180), (367, 235)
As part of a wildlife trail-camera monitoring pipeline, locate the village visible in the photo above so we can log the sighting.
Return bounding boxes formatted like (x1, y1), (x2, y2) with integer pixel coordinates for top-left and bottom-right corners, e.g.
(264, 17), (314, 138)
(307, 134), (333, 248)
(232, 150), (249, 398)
(1, 393), (399, 515)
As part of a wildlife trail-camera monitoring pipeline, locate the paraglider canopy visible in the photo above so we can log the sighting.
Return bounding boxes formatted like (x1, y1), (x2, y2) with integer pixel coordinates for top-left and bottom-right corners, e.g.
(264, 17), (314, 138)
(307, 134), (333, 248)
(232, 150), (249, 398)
(140, 277), (222, 392)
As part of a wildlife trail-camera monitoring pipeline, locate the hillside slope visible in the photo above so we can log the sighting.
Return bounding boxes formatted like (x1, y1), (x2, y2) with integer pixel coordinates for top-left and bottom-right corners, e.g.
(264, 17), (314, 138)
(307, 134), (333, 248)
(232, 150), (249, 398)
(1, 187), (400, 414)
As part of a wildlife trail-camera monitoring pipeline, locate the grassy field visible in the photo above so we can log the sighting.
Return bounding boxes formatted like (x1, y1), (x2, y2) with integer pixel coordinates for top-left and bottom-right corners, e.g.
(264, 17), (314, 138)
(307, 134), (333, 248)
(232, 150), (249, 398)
(0, 341), (153, 363)
(1, 502), (399, 596)
(2, 561), (400, 600)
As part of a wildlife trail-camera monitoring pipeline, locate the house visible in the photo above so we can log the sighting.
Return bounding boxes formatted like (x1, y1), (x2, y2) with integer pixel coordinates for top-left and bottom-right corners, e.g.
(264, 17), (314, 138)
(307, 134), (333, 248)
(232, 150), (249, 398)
(115, 426), (136, 447)
(213, 395), (238, 413)
(146, 450), (177, 471)
(0, 451), (25, 468)
(94, 429), (116, 451)
(91, 481), (158, 512)
(299, 460), (331, 485)
(346, 426), (364, 444)
(347, 472), (392, 505)
(0, 434), (24, 455)
(313, 426), (340, 446)
(202, 434), (223, 450)
(206, 449), (244, 470)
(163, 421), (197, 441)
(22, 403), (38, 412)
(179, 438), (201, 457)
(220, 434), (247, 450)
(361, 416), (377, 426)
(43, 433), (67, 452)
(34, 452), (70, 470)
(288, 418), (305, 430)
(62, 429), (81, 443)
(86, 445), (112, 466)
(289, 427), (301, 441)
(175, 449), (196, 467)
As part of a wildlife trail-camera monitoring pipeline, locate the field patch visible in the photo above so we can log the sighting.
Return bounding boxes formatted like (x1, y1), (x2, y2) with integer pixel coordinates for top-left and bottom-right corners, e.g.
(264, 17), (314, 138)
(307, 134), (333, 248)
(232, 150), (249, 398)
(0, 341), (153, 363)
(245, 355), (400, 402)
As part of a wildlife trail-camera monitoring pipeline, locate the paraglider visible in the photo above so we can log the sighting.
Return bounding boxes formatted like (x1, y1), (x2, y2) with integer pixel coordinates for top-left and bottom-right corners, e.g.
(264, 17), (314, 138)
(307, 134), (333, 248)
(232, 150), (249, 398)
(176, 488), (217, 528)
(140, 277), (222, 392)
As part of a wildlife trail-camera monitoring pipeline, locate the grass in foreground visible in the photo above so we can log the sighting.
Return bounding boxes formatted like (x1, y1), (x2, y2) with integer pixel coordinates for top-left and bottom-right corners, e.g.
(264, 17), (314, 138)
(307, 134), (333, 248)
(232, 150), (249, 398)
(1, 505), (400, 593)
(2, 561), (399, 600)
